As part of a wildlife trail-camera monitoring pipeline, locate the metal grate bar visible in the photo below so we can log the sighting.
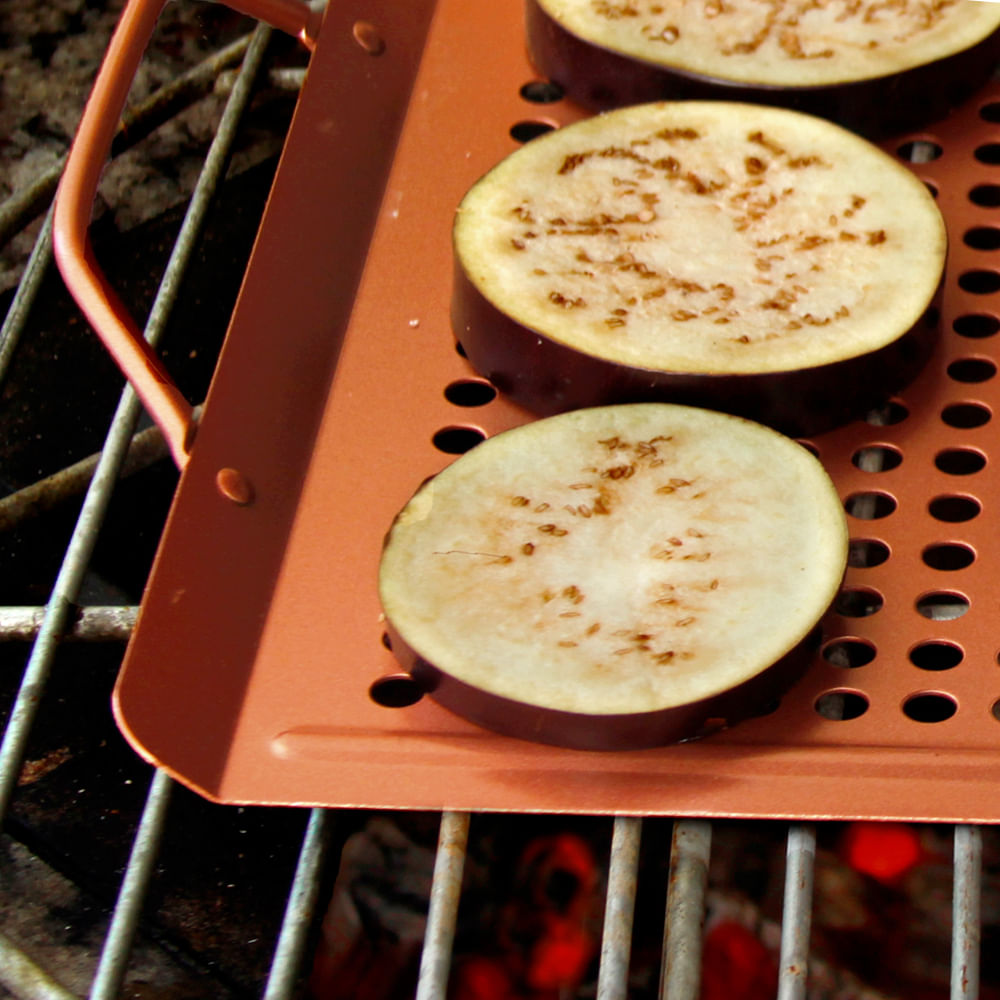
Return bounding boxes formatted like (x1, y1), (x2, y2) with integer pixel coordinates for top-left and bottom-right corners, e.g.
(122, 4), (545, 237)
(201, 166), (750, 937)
(0, 211), (53, 386)
(89, 768), (174, 1000)
(263, 808), (334, 1000)
(596, 816), (643, 1000)
(777, 823), (817, 1000)
(952, 824), (983, 1000)
(660, 819), (712, 1000)
(416, 810), (471, 1000)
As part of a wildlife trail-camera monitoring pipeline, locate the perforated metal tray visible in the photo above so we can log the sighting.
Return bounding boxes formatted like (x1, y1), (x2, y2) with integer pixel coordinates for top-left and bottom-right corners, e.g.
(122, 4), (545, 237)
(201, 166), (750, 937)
(111, 0), (1000, 821)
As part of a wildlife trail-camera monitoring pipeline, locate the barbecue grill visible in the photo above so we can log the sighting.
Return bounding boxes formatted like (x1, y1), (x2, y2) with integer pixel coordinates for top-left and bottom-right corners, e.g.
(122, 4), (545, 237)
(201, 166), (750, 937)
(1, 0), (996, 995)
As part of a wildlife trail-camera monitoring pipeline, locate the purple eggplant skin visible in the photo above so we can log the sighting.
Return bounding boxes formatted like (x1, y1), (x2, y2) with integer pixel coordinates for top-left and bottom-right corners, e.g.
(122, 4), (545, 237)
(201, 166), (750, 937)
(525, 0), (1000, 139)
(452, 257), (942, 439)
(384, 618), (822, 750)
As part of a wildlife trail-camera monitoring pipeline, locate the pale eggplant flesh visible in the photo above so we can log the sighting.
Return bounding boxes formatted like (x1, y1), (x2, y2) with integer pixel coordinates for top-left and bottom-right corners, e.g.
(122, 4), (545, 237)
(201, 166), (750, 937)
(452, 101), (946, 437)
(378, 404), (849, 750)
(525, 0), (1000, 137)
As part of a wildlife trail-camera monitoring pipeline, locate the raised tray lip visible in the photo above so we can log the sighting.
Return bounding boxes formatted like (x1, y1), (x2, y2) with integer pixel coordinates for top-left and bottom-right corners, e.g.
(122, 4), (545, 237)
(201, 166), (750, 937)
(113, 0), (1000, 821)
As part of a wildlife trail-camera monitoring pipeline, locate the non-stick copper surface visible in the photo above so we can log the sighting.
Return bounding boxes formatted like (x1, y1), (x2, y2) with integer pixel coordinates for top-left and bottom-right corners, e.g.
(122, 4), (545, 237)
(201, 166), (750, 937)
(111, 0), (1000, 820)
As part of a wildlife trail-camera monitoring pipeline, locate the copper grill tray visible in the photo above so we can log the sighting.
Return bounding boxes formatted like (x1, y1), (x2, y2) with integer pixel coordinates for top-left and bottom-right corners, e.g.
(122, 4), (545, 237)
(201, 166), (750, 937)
(113, 0), (1000, 821)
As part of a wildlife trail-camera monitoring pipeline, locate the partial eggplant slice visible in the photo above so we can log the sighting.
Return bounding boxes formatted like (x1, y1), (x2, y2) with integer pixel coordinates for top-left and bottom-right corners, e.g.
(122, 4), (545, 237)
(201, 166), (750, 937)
(452, 101), (945, 437)
(378, 403), (848, 750)
(526, 0), (1000, 135)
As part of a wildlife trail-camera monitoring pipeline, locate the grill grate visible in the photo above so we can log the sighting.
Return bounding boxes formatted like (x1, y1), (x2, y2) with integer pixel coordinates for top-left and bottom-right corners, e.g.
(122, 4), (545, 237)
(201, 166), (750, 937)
(0, 4), (990, 999)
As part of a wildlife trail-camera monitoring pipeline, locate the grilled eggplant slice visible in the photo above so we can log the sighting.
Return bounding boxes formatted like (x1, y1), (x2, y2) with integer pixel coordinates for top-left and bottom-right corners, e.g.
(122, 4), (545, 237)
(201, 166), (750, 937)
(526, 0), (1000, 135)
(452, 101), (945, 436)
(379, 403), (848, 749)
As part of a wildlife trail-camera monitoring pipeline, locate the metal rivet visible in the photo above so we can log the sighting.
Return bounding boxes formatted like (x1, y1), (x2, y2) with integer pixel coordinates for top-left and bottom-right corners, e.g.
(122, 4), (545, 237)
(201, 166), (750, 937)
(352, 20), (385, 55)
(216, 467), (254, 506)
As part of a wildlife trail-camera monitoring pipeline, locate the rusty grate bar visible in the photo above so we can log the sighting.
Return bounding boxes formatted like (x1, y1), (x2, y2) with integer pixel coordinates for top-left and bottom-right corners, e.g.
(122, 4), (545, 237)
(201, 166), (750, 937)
(661, 819), (711, 1000)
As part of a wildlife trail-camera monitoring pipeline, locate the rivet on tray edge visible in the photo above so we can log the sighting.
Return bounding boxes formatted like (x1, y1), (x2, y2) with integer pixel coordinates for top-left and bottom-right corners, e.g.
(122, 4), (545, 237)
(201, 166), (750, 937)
(352, 21), (385, 56)
(216, 467), (255, 506)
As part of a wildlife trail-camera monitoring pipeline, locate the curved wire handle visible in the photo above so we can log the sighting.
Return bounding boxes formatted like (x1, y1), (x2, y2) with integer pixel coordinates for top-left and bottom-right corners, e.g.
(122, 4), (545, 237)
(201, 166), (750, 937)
(52, 0), (321, 468)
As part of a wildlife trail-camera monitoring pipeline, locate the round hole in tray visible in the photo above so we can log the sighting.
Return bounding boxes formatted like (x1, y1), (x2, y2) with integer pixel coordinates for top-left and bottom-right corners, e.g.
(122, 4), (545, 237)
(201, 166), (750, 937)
(934, 448), (987, 476)
(834, 587), (883, 618)
(975, 142), (1000, 165)
(941, 402), (991, 429)
(909, 640), (963, 672)
(851, 444), (902, 472)
(947, 357), (997, 383)
(848, 538), (890, 568)
(433, 426), (487, 454)
(369, 673), (425, 708)
(964, 226), (1000, 251)
(925, 180), (939, 199)
(928, 494), (981, 523)
(957, 270), (1000, 295)
(980, 101), (1000, 123)
(444, 379), (498, 407)
(520, 79), (565, 103)
(953, 313), (1000, 339)
(510, 120), (556, 142)
(991, 699), (1000, 722)
(897, 139), (942, 163)
(815, 690), (869, 721)
(863, 400), (909, 426)
(916, 591), (970, 621)
(902, 692), (957, 723)
(844, 491), (897, 520)
(822, 638), (877, 668)
(969, 183), (1000, 208)
(922, 542), (976, 571)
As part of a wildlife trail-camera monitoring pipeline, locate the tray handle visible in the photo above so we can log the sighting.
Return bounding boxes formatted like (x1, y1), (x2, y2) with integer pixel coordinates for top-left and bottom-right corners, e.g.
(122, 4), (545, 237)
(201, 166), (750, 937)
(52, 0), (322, 468)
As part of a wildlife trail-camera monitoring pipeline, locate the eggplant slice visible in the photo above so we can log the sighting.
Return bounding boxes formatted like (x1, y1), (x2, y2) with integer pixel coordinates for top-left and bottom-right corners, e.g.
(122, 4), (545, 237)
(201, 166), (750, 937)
(452, 100), (946, 437)
(525, 0), (1000, 135)
(379, 403), (848, 750)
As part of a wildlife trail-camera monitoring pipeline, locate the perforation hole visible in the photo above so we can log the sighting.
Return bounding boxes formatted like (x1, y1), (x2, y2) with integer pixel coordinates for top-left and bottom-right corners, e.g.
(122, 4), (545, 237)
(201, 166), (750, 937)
(822, 639), (876, 668)
(902, 692), (957, 723)
(897, 139), (942, 162)
(934, 448), (987, 476)
(922, 542), (975, 571)
(964, 226), (1000, 251)
(970, 184), (1000, 207)
(953, 313), (999, 339)
(916, 592), (970, 620)
(433, 426), (486, 454)
(947, 358), (997, 383)
(958, 270), (1000, 295)
(848, 538), (889, 568)
(369, 674), (425, 708)
(851, 445), (902, 472)
(815, 690), (869, 720)
(864, 400), (909, 426)
(844, 492), (897, 519)
(444, 379), (497, 407)
(975, 143), (1000, 165)
(520, 80), (564, 103)
(928, 494), (981, 523)
(980, 102), (1000, 123)
(834, 587), (883, 617)
(941, 402), (991, 429)
(909, 641), (963, 672)
(510, 120), (556, 142)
